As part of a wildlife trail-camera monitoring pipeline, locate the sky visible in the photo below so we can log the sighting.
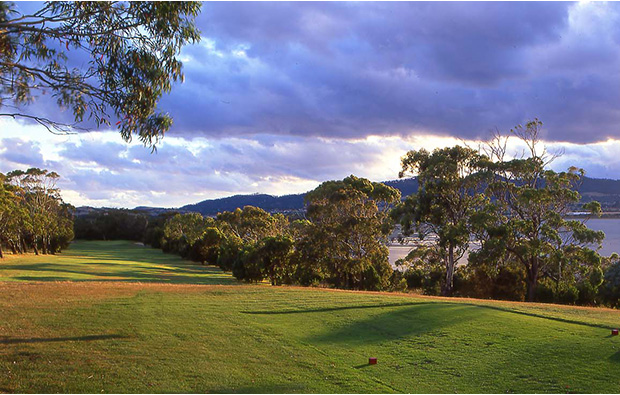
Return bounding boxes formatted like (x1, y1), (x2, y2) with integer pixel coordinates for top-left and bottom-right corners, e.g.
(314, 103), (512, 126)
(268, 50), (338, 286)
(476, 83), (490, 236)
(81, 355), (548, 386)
(2, 1), (620, 208)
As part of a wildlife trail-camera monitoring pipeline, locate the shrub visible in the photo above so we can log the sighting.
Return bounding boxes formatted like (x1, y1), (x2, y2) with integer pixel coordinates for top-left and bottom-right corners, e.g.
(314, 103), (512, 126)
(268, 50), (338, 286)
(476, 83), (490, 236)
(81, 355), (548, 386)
(535, 279), (555, 303)
(557, 284), (579, 305)
(600, 260), (620, 308)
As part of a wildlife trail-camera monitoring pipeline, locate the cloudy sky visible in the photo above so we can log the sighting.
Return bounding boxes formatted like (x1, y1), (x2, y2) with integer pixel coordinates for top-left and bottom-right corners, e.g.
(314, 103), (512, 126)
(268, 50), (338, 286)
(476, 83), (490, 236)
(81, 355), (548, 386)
(2, 1), (620, 208)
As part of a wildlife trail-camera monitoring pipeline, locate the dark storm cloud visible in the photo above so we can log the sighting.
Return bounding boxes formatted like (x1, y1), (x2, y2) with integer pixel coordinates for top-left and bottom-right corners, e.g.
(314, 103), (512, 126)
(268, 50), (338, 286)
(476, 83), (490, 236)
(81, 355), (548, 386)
(10, 3), (620, 144)
(153, 2), (620, 144)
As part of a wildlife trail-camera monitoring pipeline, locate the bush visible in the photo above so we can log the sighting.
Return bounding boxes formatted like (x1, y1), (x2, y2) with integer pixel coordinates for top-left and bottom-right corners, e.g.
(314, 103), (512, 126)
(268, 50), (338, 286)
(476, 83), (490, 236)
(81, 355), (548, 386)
(600, 260), (620, 308)
(535, 280), (555, 303)
(232, 245), (263, 283)
(557, 284), (579, 305)
(388, 270), (408, 292)
(403, 267), (443, 294)
(456, 267), (493, 299)
(576, 281), (598, 306)
(191, 227), (225, 265)
(217, 237), (243, 271)
(493, 267), (526, 301)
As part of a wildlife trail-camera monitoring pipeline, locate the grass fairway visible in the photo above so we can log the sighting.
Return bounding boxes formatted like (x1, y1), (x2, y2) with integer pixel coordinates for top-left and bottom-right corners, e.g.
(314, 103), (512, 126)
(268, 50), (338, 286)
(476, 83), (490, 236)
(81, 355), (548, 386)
(1, 241), (620, 393)
(0, 240), (236, 284)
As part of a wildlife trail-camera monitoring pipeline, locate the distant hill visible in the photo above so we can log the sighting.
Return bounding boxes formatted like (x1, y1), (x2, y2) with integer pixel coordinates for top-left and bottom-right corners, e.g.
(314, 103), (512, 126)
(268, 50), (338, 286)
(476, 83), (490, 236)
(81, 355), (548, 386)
(176, 176), (620, 217)
(177, 178), (420, 216)
(180, 193), (306, 216)
(73, 176), (620, 217)
(178, 178), (422, 216)
(579, 177), (620, 204)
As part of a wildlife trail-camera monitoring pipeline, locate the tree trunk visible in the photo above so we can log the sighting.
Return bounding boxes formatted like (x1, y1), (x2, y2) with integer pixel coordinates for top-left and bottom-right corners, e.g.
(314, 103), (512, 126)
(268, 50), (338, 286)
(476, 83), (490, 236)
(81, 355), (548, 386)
(0, 244), (3, 259)
(443, 244), (455, 296)
(526, 260), (539, 302)
(33, 238), (39, 255)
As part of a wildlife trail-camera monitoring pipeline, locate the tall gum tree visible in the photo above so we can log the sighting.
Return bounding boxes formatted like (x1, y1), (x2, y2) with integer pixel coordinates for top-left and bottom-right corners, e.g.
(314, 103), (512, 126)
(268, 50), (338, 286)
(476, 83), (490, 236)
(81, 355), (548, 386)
(475, 120), (605, 302)
(304, 175), (401, 290)
(0, 1), (200, 147)
(393, 146), (492, 296)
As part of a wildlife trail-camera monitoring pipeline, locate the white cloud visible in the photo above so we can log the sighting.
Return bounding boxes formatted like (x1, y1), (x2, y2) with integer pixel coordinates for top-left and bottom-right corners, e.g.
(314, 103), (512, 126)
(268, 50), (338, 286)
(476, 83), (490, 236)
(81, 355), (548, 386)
(3, 118), (620, 209)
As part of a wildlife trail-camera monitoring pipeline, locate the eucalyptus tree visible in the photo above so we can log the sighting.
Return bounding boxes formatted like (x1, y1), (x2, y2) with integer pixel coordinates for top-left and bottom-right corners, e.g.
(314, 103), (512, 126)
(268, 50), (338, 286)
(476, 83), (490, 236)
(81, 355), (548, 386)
(7, 168), (64, 254)
(392, 146), (491, 296)
(162, 212), (213, 256)
(0, 1), (200, 147)
(216, 206), (290, 272)
(217, 206), (290, 244)
(1, 168), (73, 256)
(233, 236), (295, 285)
(0, 173), (19, 258)
(303, 175), (401, 290)
(191, 227), (226, 265)
(476, 120), (605, 302)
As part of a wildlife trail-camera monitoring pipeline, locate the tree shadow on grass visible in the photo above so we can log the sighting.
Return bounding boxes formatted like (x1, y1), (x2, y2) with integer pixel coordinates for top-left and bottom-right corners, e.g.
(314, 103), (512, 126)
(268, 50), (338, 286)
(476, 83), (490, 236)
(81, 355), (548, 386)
(0, 334), (128, 344)
(462, 303), (613, 330)
(307, 303), (472, 345)
(68, 243), (198, 266)
(242, 302), (431, 315)
(299, 299), (616, 349)
(5, 263), (238, 285)
(208, 383), (310, 394)
(3, 241), (239, 284)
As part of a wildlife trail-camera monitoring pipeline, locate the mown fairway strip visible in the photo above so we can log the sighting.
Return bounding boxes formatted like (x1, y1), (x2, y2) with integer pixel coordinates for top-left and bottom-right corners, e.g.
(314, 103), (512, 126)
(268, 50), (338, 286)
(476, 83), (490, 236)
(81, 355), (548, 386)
(0, 240), (237, 284)
(0, 241), (619, 393)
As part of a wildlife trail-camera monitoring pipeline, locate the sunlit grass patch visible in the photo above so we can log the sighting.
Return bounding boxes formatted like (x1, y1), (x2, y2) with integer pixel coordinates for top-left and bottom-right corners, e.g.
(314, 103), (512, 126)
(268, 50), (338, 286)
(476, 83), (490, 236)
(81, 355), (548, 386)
(0, 240), (237, 285)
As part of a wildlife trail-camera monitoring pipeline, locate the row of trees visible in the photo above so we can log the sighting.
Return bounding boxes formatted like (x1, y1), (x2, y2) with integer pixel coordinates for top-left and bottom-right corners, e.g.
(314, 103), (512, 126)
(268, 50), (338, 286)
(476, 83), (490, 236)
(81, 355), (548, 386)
(156, 176), (404, 291)
(152, 120), (619, 306)
(74, 209), (152, 241)
(0, 168), (74, 257)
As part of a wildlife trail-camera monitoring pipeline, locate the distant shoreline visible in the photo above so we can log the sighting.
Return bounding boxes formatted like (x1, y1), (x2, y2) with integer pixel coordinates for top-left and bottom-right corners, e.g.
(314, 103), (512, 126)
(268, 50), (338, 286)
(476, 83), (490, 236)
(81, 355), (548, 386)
(566, 213), (620, 219)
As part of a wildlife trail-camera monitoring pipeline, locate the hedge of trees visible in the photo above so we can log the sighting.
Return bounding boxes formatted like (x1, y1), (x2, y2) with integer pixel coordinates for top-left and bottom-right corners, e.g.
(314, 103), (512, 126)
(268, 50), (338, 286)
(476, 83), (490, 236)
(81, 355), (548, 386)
(0, 168), (74, 257)
(154, 176), (404, 291)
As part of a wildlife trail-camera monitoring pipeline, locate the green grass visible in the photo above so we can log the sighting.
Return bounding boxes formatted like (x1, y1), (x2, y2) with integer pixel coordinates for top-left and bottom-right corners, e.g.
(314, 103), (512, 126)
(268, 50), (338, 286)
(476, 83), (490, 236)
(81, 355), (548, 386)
(1, 241), (620, 393)
(0, 240), (237, 284)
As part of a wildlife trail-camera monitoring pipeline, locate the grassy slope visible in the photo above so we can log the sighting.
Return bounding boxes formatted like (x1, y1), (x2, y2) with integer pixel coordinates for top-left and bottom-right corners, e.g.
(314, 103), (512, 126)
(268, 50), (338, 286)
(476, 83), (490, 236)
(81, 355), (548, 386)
(0, 241), (619, 393)
(0, 240), (236, 284)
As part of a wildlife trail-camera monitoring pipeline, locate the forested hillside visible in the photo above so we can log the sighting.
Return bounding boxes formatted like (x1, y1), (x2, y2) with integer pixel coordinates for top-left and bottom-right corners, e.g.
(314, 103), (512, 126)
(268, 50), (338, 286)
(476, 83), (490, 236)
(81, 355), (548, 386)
(73, 177), (620, 218)
(174, 176), (617, 216)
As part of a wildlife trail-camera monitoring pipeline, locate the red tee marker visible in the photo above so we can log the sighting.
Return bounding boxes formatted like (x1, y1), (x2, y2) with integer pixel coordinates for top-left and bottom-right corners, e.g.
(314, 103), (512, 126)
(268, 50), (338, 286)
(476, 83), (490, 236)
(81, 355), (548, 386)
(612, 329), (619, 336)
(369, 357), (377, 365)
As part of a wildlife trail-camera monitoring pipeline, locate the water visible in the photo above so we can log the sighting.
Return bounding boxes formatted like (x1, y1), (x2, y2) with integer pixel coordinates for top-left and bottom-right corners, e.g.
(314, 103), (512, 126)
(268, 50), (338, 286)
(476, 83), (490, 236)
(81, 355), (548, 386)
(583, 218), (620, 257)
(388, 218), (620, 267)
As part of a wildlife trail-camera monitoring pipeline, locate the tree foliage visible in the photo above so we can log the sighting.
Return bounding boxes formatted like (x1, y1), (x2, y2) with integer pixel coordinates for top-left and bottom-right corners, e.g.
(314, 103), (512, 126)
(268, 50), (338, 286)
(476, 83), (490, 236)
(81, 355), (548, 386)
(74, 209), (148, 241)
(393, 146), (491, 295)
(151, 177), (402, 292)
(0, 1), (200, 146)
(302, 175), (401, 290)
(474, 120), (605, 302)
(0, 168), (73, 257)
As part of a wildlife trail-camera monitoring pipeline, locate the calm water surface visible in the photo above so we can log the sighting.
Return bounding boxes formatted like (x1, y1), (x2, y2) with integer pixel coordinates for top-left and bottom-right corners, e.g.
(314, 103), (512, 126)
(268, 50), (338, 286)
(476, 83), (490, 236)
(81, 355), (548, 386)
(388, 218), (620, 266)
